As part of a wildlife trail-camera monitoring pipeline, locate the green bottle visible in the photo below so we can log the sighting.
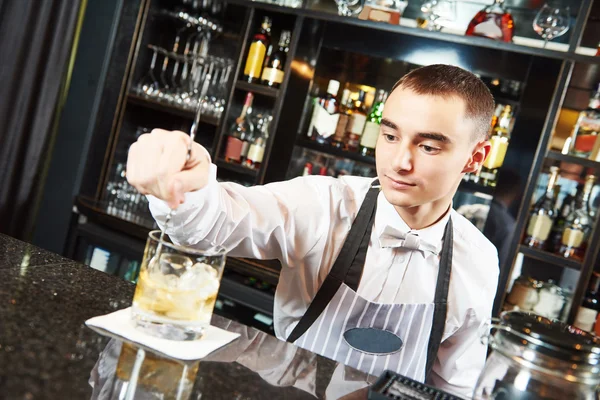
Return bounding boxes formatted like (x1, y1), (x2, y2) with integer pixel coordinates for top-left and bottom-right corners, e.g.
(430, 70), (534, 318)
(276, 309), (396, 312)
(359, 89), (388, 157)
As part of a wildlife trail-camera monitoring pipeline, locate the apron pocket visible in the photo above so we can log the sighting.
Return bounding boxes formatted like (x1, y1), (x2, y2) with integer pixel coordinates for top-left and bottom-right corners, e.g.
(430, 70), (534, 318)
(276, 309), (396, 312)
(343, 327), (404, 355)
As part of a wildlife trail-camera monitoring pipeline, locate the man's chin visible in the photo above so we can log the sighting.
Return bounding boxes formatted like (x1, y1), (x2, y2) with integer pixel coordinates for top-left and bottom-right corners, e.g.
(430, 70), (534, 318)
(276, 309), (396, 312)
(380, 186), (424, 209)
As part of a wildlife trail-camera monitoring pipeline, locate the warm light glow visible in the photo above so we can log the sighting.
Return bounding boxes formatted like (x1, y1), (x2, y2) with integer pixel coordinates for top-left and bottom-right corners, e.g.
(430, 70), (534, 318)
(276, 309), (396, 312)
(20, 251), (30, 276)
(290, 60), (313, 80)
(513, 370), (531, 391)
(403, 48), (468, 73)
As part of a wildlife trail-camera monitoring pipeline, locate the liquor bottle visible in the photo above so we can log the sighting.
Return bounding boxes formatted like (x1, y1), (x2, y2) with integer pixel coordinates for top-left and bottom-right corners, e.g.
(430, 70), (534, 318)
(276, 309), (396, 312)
(302, 162), (313, 176)
(306, 86), (321, 139)
(569, 84), (600, 158)
(548, 184), (580, 253)
(319, 166), (328, 176)
(243, 17), (272, 83)
(463, 105), (504, 182)
(310, 80), (340, 145)
(465, 0), (514, 43)
(360, 89), (388, 157)
(245, 115), (272, 169)
(574, 272), (600, 333)
(364, 91), (375, 111)
(490, 103), (504, 131)
(557, 175), (597, 260)
(331, 89), (352, 149)
(225, 92), (254, 164)
(480, 105), (513, 187)
(358, 0), (404, 25)
(260, 30), (291, 88)
(346, 90), (368, 152)
(523, 166), (560, 249)
(241, 106), (256, 163)
(596, 42), (600, 56)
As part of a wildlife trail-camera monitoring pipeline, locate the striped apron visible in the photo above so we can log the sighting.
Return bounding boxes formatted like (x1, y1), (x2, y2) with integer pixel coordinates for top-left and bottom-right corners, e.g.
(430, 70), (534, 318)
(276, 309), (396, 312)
(287, 182), (453, 382)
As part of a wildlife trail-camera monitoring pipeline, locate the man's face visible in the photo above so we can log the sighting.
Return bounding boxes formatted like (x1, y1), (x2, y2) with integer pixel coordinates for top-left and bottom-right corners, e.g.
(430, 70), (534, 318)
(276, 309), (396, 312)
(375, 88), (488, 209)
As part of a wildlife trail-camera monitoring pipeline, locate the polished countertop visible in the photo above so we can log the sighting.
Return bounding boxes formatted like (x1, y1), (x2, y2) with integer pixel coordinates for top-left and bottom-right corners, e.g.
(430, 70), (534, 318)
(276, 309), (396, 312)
(0, 233), (375, 399)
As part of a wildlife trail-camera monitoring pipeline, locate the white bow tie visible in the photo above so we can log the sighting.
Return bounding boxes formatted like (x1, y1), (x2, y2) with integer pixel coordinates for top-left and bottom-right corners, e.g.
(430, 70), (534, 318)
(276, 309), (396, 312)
(378, 225), (439, 255)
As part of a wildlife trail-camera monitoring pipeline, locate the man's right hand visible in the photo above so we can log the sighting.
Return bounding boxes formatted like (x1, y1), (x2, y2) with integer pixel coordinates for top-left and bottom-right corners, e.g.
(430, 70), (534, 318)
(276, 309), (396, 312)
(126, 129), (211, 209)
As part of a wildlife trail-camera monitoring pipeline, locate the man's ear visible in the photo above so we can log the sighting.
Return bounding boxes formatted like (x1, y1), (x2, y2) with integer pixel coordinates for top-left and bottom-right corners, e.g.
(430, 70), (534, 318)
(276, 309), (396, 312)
(463, 139), (491, 174)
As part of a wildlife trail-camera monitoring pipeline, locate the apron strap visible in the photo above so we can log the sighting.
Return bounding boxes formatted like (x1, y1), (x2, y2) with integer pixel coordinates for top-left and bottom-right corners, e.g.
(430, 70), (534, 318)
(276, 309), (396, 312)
(424, 217), (453, 380)
(286, 183), (379, 344)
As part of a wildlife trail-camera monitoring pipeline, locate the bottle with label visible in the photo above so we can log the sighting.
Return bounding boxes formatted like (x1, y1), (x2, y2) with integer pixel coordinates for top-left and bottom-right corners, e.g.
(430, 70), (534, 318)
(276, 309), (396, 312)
(574, 272), (600, 333)
(465, 0), (514, 43)
(346, 90), (368, 152)
(243, 17), (272, 83)
(260, 30), (290, 88)
(557, 175), (597, 260)
(480, 105), (513, 187)
(464, 104), (503, 182)
(245, 115), (272, 170)
(523, 166), (560, 249)
(569, 84), (600, 158)
(310, 80), (340, 145)
(548, 184), (580, 253)
(225, 92), (254, 163)
(331, 89), (352, 149)
(360, 89), (388, 157)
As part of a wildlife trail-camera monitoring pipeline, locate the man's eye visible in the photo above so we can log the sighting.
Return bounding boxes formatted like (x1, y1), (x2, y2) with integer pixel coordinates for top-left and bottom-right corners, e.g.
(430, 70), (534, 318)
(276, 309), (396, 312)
(384, 134), (397, 142)
(421, 145), (440, 154)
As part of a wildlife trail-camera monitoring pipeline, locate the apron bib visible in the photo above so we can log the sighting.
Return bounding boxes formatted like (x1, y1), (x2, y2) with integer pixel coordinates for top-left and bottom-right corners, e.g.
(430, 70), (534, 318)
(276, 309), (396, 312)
(287, 182), (453, 382)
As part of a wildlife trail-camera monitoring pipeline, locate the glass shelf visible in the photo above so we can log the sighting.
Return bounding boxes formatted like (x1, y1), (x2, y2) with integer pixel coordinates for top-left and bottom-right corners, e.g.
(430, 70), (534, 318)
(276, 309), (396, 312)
(518, 245), (582, 271)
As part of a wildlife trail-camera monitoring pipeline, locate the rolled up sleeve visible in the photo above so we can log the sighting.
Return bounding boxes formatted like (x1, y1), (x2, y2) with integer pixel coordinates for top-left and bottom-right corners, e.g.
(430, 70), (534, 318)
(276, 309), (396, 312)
(147, 164), (337, 265)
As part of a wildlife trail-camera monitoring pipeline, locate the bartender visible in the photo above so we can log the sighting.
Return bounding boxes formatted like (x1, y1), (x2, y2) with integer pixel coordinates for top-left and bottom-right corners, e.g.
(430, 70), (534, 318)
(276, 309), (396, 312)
(126, 64), (499, 398)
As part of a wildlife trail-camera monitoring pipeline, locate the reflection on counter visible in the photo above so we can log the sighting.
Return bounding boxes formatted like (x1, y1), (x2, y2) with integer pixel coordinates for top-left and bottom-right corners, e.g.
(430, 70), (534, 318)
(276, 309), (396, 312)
(110, 342), (199, 399)
(90, 315), (375, 400)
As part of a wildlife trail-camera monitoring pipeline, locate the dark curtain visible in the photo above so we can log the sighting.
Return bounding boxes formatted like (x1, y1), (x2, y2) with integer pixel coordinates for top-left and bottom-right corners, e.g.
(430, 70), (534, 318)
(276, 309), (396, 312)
(0, 0), (84, 240)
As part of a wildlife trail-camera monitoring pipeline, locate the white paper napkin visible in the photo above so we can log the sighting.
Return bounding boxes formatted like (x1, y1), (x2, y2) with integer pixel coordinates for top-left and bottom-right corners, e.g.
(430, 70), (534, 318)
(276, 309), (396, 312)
(85, 308), (240, 361)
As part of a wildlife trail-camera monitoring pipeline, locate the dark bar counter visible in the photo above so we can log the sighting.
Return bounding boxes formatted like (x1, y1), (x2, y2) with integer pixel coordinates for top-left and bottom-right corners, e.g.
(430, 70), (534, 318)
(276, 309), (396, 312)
(0, 233), (374, 399)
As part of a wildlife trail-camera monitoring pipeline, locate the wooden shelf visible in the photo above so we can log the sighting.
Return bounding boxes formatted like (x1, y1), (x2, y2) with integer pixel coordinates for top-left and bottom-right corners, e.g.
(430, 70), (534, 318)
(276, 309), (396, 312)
(518, 245), (582, 270)
(75, 196), (154, 242)
(216, 159), (259, 178)
(546, 151), (600, 170)
(235, 80), (279, 98)
(296, 139), (376, 165)
(458, 180), (495, 197)
(127, 93), (220, 126)
(225, 0), (600, 64)
(493, 96), (521, 108)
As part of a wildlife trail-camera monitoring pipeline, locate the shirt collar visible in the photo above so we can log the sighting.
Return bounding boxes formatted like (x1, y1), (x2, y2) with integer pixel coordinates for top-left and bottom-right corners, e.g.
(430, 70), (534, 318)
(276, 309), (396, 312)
(374, 190), (452, 254)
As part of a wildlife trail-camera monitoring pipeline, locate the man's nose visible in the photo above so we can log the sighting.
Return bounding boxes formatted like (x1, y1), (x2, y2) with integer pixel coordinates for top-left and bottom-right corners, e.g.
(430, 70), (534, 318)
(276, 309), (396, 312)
(391, 142), (413, 172)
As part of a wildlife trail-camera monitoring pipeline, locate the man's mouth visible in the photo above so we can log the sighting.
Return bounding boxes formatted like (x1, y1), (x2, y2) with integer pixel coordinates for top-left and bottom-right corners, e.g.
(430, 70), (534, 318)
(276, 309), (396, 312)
(386, 175), (417, 189)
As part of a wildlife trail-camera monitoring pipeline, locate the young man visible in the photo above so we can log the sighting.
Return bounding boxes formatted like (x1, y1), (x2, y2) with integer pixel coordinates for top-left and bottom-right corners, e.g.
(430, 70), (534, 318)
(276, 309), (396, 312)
(126, 64), (499, 398)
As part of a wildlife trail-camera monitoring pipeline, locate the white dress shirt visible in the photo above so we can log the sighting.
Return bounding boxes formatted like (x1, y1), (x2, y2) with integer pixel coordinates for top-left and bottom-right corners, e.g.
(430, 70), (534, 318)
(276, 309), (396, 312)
(148, 163), (499, 398)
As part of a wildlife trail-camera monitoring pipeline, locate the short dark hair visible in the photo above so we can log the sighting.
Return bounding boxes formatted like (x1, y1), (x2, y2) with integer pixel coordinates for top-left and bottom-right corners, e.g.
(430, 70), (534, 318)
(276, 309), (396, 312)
(392, 64), (495, 140)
